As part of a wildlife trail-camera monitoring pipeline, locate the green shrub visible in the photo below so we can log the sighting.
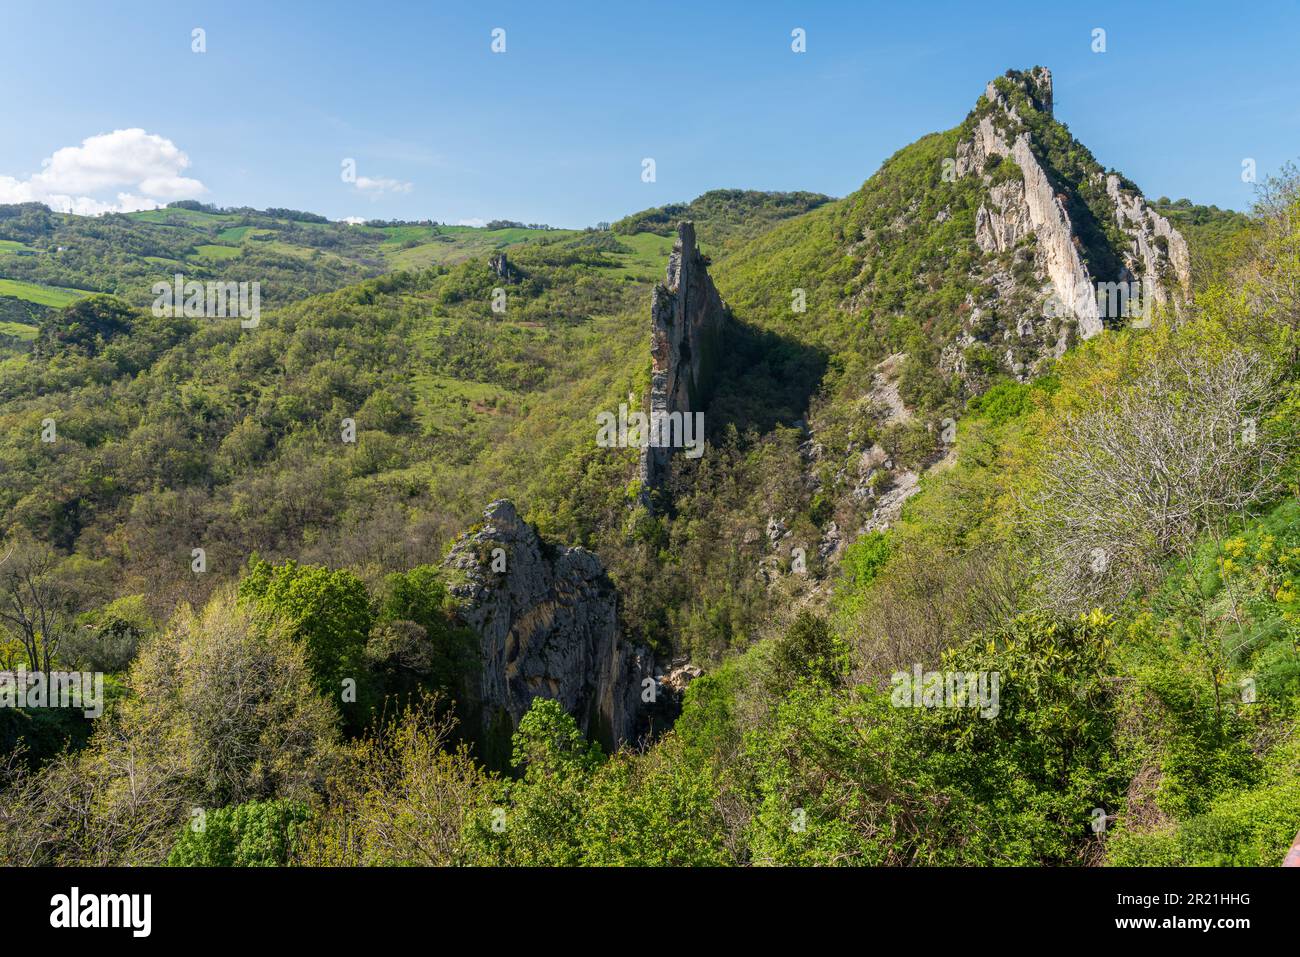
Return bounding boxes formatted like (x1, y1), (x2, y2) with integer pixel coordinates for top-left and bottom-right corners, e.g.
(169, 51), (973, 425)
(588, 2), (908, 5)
(166, 799), (311, 867)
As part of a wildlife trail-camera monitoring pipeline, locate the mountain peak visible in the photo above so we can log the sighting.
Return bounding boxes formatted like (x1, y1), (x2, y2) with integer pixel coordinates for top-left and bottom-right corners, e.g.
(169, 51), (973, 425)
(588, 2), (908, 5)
(985, 66), (1053, 117)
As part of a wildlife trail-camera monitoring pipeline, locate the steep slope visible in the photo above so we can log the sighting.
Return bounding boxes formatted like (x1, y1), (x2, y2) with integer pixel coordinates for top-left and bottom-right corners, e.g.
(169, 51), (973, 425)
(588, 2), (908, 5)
(661, 67), (1198, 585)
(715, 68), (1190, 383)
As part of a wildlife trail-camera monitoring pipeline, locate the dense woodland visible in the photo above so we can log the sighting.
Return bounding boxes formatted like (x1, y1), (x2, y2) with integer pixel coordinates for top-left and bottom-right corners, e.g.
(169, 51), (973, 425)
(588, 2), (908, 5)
(1, 112), (1298, 865)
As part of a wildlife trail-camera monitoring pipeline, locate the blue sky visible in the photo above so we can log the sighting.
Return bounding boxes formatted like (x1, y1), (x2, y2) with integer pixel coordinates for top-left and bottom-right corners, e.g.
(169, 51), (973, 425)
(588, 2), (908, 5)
(2, 0), (1297, 226)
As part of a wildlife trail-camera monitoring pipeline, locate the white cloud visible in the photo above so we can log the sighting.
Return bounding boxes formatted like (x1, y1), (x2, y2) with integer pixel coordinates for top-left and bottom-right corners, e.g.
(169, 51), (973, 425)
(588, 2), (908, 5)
(341, 216), (366, 225)
(0, 129), (206, 215)
(456, 217), (486, 227)
(354, 175), (413, 196)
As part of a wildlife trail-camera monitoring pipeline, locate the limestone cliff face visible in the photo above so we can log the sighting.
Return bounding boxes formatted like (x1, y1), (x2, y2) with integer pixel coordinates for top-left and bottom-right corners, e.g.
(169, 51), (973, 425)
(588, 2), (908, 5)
(957, 70), (1102, 339)
(443, 500), (651, 759)
(954, 67), (1190, 352)
(1104, 173), (1192, 306)
(639, 221), (730, 498)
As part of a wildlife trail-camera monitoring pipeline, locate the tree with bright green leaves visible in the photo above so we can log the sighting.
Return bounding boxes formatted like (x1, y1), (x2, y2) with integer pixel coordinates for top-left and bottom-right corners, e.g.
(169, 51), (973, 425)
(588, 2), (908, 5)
(166, 799), (311, 866)
(297, 698), (493, 866)
(238, 558), (373, 714)
(0, 588), (338, 865)
(466, 698), (601, 866)
(766, 610), (845, 693)
(372, 564), (477, 706)
(576, 735), (733, 866)
(745, 611), (1131, 866)
(35, 294), (136, 359)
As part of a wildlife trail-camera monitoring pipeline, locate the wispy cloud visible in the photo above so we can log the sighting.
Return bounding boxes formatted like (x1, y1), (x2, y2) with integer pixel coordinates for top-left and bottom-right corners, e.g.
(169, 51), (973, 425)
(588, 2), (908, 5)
(354, 175), (414, 196)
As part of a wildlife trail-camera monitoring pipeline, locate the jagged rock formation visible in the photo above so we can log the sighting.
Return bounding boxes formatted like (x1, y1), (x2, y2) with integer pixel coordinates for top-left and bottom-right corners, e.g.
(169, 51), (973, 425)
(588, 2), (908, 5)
(957, 70), (1100, 338)
(1104, 173), (1192, 307)
(648, 66), (1205, 623)
(638, 221), (730, 500)
(443, 500), (652, 761)
(488, 251), (515, 281)
(955, 67), (1190, 350)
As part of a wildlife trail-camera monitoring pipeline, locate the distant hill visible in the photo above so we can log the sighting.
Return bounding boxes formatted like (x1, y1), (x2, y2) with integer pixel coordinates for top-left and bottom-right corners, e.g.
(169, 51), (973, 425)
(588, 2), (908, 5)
(613, 188), (833, 251)
(0, 202), (585, 341)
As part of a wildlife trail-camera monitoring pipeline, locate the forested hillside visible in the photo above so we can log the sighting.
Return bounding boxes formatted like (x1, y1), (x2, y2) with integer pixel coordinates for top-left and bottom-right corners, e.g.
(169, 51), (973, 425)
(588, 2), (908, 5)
(1, 70), (1296, 869)
(0, 201), (583, 345)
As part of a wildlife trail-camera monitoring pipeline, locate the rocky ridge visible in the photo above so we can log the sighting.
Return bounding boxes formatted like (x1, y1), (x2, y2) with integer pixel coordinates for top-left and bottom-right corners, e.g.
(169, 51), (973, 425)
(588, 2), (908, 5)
(956, 67), (1190, 353)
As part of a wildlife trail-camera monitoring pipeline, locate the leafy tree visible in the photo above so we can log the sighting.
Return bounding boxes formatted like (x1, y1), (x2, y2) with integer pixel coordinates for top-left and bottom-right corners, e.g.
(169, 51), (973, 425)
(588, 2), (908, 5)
(64, 593), (157, 673)
(466, 699), (601, 866)
(746, 612), (1129, 865)
(35, 294), (136, 358)
(128, 588), (341, 807)
(297, 698), (492, 866)
(166, 799), (311, 866)
(577, 736), (732, 866)
(0, 540), (76, 673)
(372, 565), (476, 707)
(238, 558), (373, 706)
(0, 588), (338, 865)
(766, 610), (843, 692)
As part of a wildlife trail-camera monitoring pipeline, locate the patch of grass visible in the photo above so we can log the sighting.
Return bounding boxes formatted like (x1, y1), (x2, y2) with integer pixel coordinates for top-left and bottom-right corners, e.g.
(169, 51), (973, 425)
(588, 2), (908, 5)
(216, 226), (267, 243)
(602, 231), (675, 279)
(383, 227), (582, 271)
(192, 244), (243, 261)
(0, 319), (38, 341)
(410, 372), (516, 432)
(377, 225), (439, 246)
(0, 278), (92, 307)
(143, 256), (187, 269)
(128, 208), (234, 227)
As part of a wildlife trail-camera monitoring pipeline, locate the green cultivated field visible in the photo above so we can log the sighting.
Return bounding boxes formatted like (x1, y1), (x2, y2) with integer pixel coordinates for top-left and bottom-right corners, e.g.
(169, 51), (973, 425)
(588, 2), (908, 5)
(192, 244), (243, 261)
(127, 207), (236, 227)
(383, 226), (582, 271)
(0, 319), (38, 340)
(0, 277), (92, 307)
(216, 225), (266, 243)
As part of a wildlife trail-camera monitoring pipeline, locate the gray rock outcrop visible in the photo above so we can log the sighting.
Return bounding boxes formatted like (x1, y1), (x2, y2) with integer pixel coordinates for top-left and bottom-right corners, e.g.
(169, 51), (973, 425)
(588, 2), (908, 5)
(638, 221), (730, 501)
(974, 178), (1032, 253)
(443, 500), (652, 759)
(488, 251), (515, 281)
